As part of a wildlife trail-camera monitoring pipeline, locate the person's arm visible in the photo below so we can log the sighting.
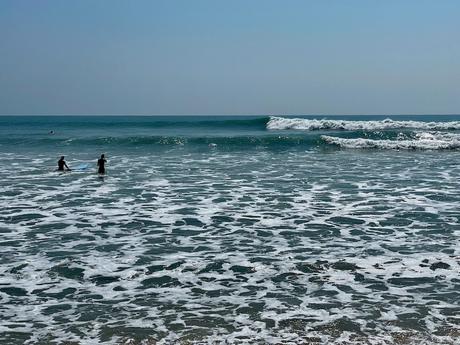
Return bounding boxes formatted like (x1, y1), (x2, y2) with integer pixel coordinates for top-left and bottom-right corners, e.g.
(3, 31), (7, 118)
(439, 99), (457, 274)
(65, 162), (71, 171)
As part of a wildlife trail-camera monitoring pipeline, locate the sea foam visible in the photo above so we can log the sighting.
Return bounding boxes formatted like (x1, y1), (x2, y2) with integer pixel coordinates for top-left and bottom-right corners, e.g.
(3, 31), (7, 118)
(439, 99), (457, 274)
(267, 116), (460, 131)
(1, 116), (460, 344)
(321, 132), (460, 150)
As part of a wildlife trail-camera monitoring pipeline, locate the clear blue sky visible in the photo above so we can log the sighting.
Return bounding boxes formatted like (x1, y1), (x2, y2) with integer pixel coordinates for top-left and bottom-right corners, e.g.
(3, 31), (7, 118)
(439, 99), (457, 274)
(1, 0), (459, 115)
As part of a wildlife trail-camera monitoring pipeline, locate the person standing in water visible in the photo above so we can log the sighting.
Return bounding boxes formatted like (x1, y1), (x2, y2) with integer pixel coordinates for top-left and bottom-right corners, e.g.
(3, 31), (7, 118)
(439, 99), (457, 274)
(57, 156), (71, 171)
(97, 154), (107, 174)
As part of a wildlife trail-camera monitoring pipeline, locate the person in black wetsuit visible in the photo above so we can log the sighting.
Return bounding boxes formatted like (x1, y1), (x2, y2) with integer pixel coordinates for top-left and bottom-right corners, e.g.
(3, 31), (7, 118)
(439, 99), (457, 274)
(97, 154), (106, 174)
(57, 156), (70, 171)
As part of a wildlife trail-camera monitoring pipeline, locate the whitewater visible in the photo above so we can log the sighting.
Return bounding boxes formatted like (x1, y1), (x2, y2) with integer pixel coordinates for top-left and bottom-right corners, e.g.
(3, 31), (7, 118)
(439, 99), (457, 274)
(267, 116), (460, 131)
(0, 115), (459, 344)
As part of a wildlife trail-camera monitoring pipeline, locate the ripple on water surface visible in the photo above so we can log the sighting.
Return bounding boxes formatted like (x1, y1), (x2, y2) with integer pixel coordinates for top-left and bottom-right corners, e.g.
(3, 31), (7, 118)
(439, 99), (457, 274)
(0, 150), (459, 344)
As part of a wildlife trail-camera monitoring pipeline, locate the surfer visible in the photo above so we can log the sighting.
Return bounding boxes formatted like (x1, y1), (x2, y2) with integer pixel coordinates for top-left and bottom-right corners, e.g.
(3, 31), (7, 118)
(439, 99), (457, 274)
(57, 156), (71, 171)
(97, 154), (107, 174)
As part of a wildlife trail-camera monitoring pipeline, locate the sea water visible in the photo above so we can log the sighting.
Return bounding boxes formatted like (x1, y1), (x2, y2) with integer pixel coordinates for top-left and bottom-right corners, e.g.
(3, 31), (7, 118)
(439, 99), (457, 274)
(0, 115), (459, 344)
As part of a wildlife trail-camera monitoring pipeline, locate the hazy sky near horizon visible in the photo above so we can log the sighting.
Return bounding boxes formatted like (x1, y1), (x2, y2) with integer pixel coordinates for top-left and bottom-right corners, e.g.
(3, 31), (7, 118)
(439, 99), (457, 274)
(1, 0), (459, 115)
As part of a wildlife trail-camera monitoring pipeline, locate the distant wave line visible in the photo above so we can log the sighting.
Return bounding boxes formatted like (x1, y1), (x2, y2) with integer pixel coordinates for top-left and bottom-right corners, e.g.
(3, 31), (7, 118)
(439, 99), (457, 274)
(267, 116), (460, 131)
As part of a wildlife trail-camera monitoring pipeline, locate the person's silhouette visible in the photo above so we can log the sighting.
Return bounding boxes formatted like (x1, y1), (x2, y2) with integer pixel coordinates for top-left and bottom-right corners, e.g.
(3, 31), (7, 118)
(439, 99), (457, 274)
(97, 154), (107, 174)
(57, 156), (70, 171)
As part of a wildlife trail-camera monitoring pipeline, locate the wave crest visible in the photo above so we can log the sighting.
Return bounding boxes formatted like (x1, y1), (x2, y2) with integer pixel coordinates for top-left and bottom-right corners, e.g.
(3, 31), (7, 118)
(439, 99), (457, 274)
(267, 116), (460, 131)
(321, 132), (460, 150)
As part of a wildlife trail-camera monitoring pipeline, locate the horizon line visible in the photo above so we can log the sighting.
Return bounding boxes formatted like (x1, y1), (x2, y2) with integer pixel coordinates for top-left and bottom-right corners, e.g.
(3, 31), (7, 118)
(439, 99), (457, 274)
(1, 113), (460, 117)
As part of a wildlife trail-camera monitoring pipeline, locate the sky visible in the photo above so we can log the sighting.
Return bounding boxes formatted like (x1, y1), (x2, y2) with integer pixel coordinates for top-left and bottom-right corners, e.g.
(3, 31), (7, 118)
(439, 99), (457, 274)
(0, 0), (459, 115)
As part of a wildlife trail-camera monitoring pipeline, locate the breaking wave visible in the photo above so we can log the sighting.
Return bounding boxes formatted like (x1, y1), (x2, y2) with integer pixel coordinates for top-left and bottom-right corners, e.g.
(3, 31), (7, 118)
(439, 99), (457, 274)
(267, 116), (460, 131)
(321, 132), (460, 150)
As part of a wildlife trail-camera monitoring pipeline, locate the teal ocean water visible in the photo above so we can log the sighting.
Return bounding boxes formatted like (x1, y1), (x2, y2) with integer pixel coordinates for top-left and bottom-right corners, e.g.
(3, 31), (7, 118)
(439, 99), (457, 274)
(0, 115), (459, 344)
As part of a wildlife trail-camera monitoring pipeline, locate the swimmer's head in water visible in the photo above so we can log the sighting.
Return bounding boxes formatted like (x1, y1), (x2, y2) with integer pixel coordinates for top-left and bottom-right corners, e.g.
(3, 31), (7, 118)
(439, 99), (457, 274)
(101, 154), (105, 159)
(60, 156), (64, 160)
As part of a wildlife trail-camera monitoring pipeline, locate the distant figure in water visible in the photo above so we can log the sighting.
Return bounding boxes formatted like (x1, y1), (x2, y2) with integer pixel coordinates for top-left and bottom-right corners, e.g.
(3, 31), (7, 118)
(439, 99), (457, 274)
(49, 130), (54, 135)
(97, 154), (106, 174)
(57, 156), (70, 171)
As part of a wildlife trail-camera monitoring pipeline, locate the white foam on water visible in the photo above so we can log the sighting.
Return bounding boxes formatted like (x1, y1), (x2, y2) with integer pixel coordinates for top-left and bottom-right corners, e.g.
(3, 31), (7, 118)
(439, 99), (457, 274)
(267, 116), (460, 131)
(0, 152), (459, 344)
(321, 132), (460, 150)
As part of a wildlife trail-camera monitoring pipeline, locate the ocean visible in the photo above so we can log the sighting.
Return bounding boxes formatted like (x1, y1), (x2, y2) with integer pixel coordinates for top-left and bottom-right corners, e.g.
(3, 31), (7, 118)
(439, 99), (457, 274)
(0, 115), (459, 344)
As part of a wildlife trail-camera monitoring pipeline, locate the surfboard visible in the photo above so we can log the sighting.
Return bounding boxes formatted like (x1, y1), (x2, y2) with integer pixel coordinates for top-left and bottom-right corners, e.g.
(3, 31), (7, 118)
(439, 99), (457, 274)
(74, 163), (90, 171)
